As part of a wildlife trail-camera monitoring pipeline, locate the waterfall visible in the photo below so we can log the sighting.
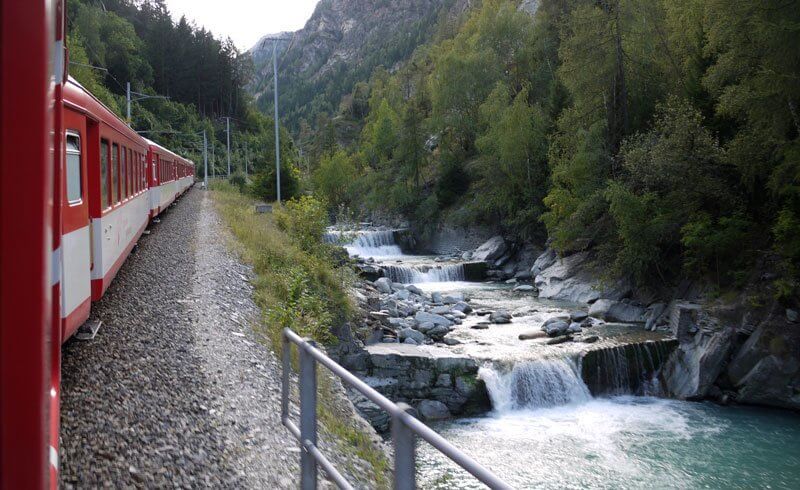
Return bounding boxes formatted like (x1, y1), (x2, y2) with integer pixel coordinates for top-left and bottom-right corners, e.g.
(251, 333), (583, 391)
(329, 230), (404, 257)
(480, 359), (592, 413)
(383, 264), (466, 283)
(580, 339), (678, 397)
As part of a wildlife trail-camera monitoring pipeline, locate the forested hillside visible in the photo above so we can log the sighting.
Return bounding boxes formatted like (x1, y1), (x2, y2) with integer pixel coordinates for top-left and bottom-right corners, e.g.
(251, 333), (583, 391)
(302, 0), (800, 297)
(67, 0), (302, 200)
(249, 0), (474, 136)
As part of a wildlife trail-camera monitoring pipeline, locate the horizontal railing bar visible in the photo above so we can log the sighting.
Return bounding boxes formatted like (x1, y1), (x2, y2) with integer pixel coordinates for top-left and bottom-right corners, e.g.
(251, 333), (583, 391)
(283, 328), (512, 490)
(283, 418), (353, 489)
(304, 439), (354, 490)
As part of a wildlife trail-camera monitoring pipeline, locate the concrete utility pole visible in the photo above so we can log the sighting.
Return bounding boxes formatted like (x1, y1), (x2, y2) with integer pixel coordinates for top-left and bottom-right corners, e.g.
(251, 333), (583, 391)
(126, 81), (169, 127)
(203, 130), (208, 188)
(262, 36), (289, 203)
(211, 141), (216, 179)
(226, 117), (231, 178)
(244, 142), (248, 177)
(273, 41), (281, 203)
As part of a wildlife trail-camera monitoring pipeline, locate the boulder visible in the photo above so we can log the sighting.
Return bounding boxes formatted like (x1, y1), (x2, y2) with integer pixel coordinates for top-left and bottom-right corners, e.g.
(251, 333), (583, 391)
(452, 302), (473, 314)
(473, 236), (508, 262)
(415, 311), (453, 327)
(569, 310), (588, 322)
(417, 322), (436, 334)
(567, 322), (583, 333)
(406, 284), (424, 296)
(581, 335), (599, 344)
(399, 328), (426, 344)
(787, 309), (799, 323)
(513, 284), (536, 292)
(443, 292), (465, 304)
(430, 305), (452, 315)
(417, 400), (452, 420)
(542, 320), (570, 337)
(588, 299), (645, 323)
(403, 338), (419, 345)
(374, 277), (393, 294)
(431, 292), (443, 304)
(427, 325), (450, 341)
(531, 248), (557, 277)
(489, 311), (513, 324)
(534, 251), (631, 304)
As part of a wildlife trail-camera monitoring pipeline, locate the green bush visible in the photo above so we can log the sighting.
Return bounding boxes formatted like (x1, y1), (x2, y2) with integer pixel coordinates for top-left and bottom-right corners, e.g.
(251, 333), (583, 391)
(274, 195), (330, 255)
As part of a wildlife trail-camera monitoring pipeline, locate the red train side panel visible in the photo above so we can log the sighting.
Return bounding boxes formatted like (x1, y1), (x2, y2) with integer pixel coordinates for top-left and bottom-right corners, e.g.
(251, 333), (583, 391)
(0, 1), (55, 488)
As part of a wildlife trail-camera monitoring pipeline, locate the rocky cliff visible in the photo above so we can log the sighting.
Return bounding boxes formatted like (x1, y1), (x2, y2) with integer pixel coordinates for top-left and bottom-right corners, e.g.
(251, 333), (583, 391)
(248, 0), (472, 128)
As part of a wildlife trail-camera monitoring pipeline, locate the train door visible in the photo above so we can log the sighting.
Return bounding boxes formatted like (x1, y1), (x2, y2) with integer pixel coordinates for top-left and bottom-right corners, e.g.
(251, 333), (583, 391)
(60, 109), (92, 338)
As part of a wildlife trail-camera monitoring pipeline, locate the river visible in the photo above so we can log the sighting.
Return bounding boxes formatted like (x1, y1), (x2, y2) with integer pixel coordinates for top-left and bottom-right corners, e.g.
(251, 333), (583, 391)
(336, 229), (800, 489)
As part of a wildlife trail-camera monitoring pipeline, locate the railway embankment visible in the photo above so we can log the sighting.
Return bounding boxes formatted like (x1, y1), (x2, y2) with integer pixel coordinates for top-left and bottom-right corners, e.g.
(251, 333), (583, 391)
(60, 187), (388, 488)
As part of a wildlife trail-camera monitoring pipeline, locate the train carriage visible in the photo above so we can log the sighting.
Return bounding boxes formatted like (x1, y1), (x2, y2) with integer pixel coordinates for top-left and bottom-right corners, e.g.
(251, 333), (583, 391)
(1, 2), (195, 485)
(62, 77), (152, 337)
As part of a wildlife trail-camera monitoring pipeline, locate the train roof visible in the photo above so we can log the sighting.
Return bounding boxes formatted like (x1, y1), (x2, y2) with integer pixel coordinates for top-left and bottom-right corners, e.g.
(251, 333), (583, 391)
(143, 137), (191, 164)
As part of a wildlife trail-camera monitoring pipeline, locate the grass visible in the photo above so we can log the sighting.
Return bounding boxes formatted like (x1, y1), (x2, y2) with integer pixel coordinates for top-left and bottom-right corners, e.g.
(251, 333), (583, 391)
(210, 182), (390, 487)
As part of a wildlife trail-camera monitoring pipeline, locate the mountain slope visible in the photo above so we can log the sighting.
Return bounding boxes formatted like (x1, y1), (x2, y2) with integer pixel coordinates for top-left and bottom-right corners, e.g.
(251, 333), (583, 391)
(249, 0), (471, 130)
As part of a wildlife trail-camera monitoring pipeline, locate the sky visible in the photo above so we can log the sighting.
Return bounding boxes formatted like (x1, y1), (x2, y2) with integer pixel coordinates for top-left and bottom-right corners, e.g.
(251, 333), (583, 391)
(163, 0), (320, 52)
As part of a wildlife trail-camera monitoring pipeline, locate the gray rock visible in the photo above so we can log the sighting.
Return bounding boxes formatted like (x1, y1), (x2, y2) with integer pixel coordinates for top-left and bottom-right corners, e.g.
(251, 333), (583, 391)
(645, 302), (667, 331)
(415, 311), (453, 327)
(431, 292), (443, 304)
(569, 310), (588, 322)
(393, 289), (411, 300)
(442, 293), (465, 304)
(452, 301), (473, 314)
(514, 271), (533, 281)
(417, 322), (436, 334)
(374, 277), (393, 294)
(531, 248), (557, 277)
(406, 285), (424, 296)
(787, 309), (798, 323)
(489, 311), (513, 324)
(588, 299), (645, 323)
(547, 335), (573, 345)
(403, 338), (419, 345)
(430, 305), (452, 315)
(513, 284), (536, 292)
(519, 330), (546, 340)
(461, 251), (473, 261)
(399, 328), (426, 344)
(427, 325), (450, 341)
(567, 322), (583, 333)
(417, 400), (451, 420)
(581, 335), (599, 343)
(472, 236), (508, 262)
(668, 302), (703, 341)
(471, 323), (490, 330)
(534, 251), (630, 304)
(542, 320), (570, 337)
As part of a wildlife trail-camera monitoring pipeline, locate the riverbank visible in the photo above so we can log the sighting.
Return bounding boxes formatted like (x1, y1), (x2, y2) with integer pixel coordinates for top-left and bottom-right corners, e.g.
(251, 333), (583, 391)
(210, 185), (391, 486)
(332, 225), (800, 487)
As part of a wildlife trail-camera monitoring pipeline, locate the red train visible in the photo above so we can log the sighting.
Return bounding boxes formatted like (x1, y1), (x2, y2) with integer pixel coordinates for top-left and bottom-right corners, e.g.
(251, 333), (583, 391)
(1, 1), (194, 487)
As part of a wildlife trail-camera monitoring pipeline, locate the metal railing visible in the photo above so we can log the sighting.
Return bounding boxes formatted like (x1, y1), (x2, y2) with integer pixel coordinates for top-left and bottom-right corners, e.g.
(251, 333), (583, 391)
(281, 328), (512, 490)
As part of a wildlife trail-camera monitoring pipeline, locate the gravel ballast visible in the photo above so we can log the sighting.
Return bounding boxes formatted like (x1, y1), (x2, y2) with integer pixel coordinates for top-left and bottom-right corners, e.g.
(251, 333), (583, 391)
(60, 188), (381, 488)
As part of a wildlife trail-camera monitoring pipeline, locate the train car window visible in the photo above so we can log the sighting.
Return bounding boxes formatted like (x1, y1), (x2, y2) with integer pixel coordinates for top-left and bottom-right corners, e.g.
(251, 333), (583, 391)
(121, 146), (127, 199)
(111, 143), (119, 204)
(101, 139), (110, 209)
(66, 133), (82, 204)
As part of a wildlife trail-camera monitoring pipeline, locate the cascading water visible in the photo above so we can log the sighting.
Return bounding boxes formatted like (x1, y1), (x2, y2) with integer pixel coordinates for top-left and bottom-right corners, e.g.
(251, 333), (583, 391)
(580, 339), (677, 396)
(383, 264), (466, 283)
(480, 358), (592, 412)
(329, 229), (404, 257)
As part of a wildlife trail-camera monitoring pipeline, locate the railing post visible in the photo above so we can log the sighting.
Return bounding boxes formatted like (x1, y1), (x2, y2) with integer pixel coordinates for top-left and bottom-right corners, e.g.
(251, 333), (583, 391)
(281, 329), (291, 421)
(300, 340), (318, 490)
(393, 403), (416, 490)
